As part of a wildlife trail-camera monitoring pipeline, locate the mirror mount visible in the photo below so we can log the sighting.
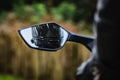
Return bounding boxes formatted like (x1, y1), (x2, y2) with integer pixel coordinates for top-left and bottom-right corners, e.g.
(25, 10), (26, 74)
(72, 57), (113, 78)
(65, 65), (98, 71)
(68, 32), (95, 51)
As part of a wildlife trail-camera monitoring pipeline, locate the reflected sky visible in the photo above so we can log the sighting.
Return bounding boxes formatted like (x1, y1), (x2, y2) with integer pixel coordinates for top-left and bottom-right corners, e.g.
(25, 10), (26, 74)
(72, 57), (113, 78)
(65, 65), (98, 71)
(20, 27), (38, 48)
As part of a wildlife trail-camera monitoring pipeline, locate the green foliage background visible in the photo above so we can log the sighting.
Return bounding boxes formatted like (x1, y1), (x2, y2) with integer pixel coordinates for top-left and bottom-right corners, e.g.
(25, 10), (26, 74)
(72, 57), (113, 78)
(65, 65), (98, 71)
(0, 0), (95, 80)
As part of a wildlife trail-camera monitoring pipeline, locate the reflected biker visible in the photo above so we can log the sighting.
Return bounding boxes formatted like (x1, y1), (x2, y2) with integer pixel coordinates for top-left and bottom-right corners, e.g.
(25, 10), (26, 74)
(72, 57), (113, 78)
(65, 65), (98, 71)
(31, 23), (61, 48)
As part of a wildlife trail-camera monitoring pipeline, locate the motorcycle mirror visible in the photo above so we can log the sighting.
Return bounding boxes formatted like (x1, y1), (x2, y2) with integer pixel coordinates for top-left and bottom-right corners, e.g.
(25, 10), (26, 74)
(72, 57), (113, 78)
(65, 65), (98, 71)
(18, 22), (95, 51)
(18, 22), (69, 51)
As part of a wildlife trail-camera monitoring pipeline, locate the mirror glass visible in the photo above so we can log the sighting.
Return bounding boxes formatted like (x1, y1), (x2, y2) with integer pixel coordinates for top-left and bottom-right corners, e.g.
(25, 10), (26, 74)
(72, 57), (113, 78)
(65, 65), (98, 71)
(18, 23), (69, 51)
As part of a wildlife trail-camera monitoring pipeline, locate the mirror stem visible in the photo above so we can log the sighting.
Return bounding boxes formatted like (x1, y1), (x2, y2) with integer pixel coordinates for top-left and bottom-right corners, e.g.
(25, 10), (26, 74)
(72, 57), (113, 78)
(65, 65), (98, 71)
(68, 32), (95, 51)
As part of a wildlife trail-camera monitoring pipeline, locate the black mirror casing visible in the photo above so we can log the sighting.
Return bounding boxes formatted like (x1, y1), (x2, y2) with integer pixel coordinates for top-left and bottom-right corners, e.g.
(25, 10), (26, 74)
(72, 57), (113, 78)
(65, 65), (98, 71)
(18, 22), (69, 51)
(18, 22), (95, 51)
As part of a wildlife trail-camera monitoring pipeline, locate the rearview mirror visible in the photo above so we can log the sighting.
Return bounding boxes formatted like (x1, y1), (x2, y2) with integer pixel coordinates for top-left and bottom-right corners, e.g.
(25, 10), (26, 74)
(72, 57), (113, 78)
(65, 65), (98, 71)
(18, 22), (95, 51)
(18, 22), (69, 51)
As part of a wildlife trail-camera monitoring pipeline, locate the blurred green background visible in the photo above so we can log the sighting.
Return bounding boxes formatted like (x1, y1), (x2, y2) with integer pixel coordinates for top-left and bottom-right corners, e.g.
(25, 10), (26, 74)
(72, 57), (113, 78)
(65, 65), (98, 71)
(0, 0), (96, 80)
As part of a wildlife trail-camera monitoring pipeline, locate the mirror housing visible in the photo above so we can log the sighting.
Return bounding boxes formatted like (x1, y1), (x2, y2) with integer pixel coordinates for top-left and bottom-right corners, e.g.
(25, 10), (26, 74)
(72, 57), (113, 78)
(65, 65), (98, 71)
(18, 22), (95, 51)
(18, 22), (69, 51)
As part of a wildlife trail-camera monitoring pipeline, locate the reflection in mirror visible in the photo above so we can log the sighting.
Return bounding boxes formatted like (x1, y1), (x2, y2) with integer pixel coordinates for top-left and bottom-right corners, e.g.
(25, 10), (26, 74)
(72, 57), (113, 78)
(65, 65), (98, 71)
(19, 23), (69, 51)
